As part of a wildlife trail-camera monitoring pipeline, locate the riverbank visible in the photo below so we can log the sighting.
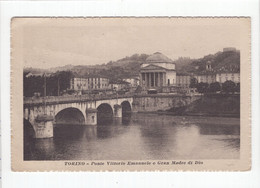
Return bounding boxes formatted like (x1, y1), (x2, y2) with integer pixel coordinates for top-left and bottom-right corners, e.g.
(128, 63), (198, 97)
(137, 110), (240, 118)
(136, 94), (240, 118)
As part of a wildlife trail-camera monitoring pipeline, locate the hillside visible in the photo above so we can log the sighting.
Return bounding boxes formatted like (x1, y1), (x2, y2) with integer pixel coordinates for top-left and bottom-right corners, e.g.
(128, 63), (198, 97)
(24, 50), (240, 81)
(24, 54), (148, 82)
(173, 57), (194, 71)
(178, 50), (240, 74)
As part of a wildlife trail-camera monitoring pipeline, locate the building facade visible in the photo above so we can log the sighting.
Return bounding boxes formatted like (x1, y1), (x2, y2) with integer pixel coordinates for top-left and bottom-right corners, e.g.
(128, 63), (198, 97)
(70, 78), (88, 91)
(194, 73), (216, 84)
(176, 74), (191, 88)
(193, 61), (216, 84)
(192, 59), (240, 85)
(140, 52), (176, 89)
(123, 77), (140, 87)
(70, 77), (110, 91)
(216, 72), (240, 83)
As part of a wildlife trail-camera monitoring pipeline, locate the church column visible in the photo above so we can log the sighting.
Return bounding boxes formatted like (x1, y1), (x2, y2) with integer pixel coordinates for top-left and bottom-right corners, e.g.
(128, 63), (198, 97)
(148, 73), (150, 87)
(160, 73), (162, 86)
(149, 73), (151, 88)
(158, 72), (160, 87)
(153, 72), (155, 87)
(144, 73), (147, 87)
(144, 73), (146, 87)
(144, 73), (148, 87)
(163, 73), (166, 86)
(155, 72), (157, 87)
(161, 73), (163, 86)
(140, 73), (143, 86)
(141, 73), (145, 87)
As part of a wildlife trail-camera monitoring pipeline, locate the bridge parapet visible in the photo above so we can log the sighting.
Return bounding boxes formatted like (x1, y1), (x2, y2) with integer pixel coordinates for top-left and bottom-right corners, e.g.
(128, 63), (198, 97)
(24, 93), (134, 106)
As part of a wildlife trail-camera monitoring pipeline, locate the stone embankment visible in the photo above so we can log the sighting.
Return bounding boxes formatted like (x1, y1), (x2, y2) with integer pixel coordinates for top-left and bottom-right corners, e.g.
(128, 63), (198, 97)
(133, 93), (240, 118)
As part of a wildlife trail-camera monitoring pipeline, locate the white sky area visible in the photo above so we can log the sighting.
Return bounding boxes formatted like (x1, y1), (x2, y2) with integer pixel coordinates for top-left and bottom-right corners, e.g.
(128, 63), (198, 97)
(15, 18), (241, 69)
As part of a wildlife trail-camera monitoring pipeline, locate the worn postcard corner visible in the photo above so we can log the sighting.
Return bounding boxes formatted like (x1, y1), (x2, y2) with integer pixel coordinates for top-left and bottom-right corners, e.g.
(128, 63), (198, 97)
(11, 17), (251, 171)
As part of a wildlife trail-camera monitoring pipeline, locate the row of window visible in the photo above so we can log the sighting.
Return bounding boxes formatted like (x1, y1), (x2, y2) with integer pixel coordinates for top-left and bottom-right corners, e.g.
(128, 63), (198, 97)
(72, 80), (109, 84)
(217, 73), (238, 76)
(75, 83), (108, 87)
(218, 76), (240, 82)
(71, 82), (109, 90)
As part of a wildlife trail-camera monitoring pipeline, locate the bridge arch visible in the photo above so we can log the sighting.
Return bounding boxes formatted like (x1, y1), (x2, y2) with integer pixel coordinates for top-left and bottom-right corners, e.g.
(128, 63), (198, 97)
(97, 103), (113, 125)
(55, 107), (85, 124)
(121, 101), (132, 116)
(24, 118), (36, 138)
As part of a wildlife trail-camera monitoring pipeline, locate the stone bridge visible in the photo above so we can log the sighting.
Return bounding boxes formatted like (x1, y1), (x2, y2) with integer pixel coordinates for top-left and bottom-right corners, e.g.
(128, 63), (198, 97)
(24, 93), (201, 138)
(24, 94), (133, 138)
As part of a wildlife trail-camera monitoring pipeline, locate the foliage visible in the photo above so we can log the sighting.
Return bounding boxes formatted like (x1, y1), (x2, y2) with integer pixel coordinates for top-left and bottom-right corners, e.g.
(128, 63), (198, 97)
(185, 51), (240, 73)
(222, 80), (236, 93)
(23, 74), (44, 97)
(189, 77), (198, 88)
(208, 82), (221, 93)
(24, 71), (73, 97)
(196, 82), (209, 93)
(235, 82), (240, 93)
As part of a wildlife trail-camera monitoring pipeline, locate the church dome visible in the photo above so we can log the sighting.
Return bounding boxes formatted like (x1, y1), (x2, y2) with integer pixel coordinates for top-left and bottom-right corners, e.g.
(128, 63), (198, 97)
(146, 52), (173, 63)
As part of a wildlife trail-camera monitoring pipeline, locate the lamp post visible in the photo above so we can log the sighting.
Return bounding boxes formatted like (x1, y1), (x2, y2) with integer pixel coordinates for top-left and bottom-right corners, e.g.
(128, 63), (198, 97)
(57, 76), (60, 96)
(34, 72), (54, 138)
(43, 72), (47, 115)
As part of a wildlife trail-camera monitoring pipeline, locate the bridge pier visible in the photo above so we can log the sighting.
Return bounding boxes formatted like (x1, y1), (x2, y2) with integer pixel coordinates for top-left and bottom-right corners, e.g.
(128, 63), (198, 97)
(113, 104), (122, 118)
(86, 108), (97, 125)
(34, 115), (54, 138)
(24, 96), (134, 131)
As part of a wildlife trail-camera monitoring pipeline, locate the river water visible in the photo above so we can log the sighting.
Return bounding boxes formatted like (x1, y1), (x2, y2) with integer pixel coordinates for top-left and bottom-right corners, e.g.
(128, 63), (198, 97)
(24, 113), (240, 160)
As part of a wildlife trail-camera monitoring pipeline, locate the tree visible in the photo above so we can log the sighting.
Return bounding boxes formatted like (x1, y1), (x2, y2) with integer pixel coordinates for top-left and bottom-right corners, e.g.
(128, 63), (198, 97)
(235, 82), (240, 93)
(222, 80), (236, 93)
(46, 71), (73, 96)
(190, 77), (198, 88)
(208, 82), (221, 93)
(23, 71), (74, 97)
(24, 73), (44, 97)
(196, 82), (209, 93)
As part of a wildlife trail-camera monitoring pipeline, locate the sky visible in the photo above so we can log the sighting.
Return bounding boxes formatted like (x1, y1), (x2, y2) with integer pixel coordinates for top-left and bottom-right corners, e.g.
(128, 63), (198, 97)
(13, 18), (244, 69)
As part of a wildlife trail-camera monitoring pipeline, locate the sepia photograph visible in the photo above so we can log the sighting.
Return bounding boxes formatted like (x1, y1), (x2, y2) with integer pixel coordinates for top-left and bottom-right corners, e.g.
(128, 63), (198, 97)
(11, 17), (250, 171)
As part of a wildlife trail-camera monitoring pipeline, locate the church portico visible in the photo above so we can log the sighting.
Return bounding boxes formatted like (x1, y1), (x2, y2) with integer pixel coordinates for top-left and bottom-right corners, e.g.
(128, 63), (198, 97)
(141, 71), (166, 88)
(140, 52), (176, 89)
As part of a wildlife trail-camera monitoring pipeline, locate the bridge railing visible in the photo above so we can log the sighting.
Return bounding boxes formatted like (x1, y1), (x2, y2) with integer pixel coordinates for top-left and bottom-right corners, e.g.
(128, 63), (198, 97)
(24, 93), (134, 105)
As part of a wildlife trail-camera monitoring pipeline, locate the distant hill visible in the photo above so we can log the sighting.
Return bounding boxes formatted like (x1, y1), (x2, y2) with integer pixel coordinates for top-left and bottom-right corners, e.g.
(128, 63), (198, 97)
(23, 67), (51, 75)
(49, 64), (75, 72)
(24, 50), (240, 81)
(24, 53), (149, 82)
(173, 57), (194, 71)
(178, 50), (240, 74)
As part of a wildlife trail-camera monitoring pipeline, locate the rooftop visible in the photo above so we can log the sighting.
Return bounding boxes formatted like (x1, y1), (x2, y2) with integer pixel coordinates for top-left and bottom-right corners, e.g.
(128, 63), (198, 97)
(146, 52), (174, 63)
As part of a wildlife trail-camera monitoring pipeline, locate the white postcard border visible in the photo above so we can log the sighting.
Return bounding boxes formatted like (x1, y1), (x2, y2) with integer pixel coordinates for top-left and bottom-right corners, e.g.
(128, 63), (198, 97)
(1, 0), (260, 188)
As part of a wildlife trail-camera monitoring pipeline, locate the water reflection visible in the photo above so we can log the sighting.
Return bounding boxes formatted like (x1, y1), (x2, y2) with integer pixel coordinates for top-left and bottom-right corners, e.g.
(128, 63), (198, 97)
(122, 113), (132, 125)
(199, 123), (240, 135)
(24, 114), (240, 160)
(24, 138), (55, 160)
(138, 115), (174, 159)
(174, 124), (201, 158)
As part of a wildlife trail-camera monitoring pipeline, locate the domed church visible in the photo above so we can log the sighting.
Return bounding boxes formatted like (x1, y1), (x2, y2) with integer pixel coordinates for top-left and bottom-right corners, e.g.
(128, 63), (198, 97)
(140, 52), (176, 89)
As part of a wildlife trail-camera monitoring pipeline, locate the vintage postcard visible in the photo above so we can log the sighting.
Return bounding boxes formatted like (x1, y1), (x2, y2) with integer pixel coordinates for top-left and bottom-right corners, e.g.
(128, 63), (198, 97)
(11, 17), (250, 171)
